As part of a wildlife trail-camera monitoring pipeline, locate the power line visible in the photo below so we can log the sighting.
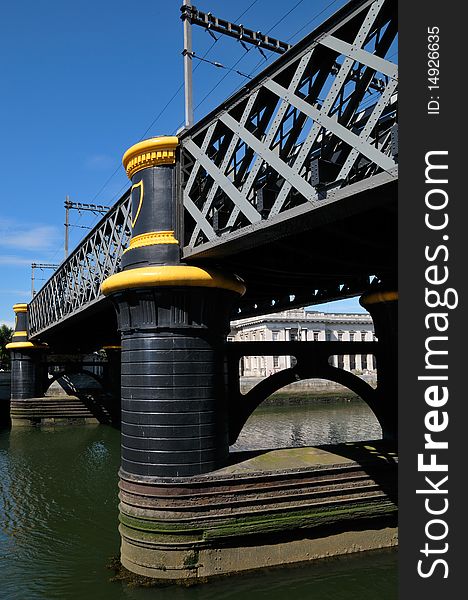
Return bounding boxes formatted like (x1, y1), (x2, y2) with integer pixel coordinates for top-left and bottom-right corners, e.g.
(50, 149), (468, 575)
(89, 164), (127, 205)
(286, 0), (341, 44)
(175, 0), (309, 128)
(31, 263), (59, 297)
(264, 0), (306, 37)
(172, 47), (253, 133)
(187, 51), (253, 79)
(243, 1), (348, 82)
(235, 0), (261, 21)
(90, 0), (261, 204)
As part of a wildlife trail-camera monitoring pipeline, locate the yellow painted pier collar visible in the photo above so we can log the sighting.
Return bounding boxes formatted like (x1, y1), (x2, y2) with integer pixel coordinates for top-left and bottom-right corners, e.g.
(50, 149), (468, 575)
(101, 265), (246, 296)
(13, 303), (28, 313)
(122, 136), (179, 179)
(6, 341), (47, 350)
(360, 291), (398, 306)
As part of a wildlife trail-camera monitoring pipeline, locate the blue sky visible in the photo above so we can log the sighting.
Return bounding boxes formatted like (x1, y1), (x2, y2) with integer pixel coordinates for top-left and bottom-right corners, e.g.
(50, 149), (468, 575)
(0, 0), (368, 327)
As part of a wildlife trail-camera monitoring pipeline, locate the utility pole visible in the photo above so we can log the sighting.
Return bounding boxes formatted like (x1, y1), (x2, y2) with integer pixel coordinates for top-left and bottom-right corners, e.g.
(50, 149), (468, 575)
(64, 199), (110, 259)
(180, 3), (387, 102)
(180, 2), (289, 131)
(31, 263), (59, 298)
(182, 0), (194, 129)
(65, 195), (70, 259)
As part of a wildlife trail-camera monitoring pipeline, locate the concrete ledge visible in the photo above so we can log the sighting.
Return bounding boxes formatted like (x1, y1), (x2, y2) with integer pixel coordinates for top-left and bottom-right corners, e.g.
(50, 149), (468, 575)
(121, 522), (397, 579)
(10, 396), (106, 426)
(240, 376), (377, 396)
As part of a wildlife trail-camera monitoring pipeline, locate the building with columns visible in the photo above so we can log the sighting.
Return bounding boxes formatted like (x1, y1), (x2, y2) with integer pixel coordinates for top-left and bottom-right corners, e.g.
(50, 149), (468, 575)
(229, 308), (376, 377)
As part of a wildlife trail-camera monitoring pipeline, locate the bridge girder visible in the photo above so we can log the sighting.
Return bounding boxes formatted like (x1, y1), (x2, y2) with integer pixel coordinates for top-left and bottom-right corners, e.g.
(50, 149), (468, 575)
(28, 0), (397, 341)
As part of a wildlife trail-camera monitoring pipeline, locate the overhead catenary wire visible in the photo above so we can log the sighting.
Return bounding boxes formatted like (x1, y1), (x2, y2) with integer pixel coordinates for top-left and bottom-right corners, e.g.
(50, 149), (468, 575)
(89, 0), (261, 206)
(172, 0), (312, 132)
(187, 51), (253, 79)
(172, 47), (253, 134)
(286, 0), (341, 44)
(265, 0), (306, 37)
(244, 0), (345, 80)
(45, 0), (346, 266)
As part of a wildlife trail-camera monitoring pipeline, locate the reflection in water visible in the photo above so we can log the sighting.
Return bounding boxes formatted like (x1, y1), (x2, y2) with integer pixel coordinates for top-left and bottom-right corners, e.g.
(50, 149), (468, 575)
(232, 399), (381, 451)
(0, 400), (393, 600)
(1, 427), (120, 600)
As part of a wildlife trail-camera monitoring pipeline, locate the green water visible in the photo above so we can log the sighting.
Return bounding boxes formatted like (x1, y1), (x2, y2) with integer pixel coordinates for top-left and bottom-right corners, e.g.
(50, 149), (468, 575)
(0, 402), (396, 599)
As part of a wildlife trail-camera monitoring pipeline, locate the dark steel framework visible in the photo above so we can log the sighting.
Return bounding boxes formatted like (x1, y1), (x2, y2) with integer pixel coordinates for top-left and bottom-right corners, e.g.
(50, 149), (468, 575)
(29, 195), (132, 337)
(179, 0), (397, 255)
(227, 340), (380, 443)
(28, 0), (397, 339)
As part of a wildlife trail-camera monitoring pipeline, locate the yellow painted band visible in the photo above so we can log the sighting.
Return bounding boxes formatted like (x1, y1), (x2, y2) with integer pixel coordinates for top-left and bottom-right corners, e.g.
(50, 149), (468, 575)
(101, 265), (246, 296)
(6, 341), (47, 350)
(360, 291), (398, 306)
(131, 179), (144, 228)
(123, 136), (179, 179)
(102, 345), (121, 350)
(122, 231), (179, 254)
(13, 303), (28, 313)
(12, 331), (28, 337)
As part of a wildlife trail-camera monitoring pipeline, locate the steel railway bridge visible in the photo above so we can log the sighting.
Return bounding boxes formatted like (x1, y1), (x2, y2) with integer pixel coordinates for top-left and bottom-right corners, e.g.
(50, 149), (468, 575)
(7, 0), (398, 580)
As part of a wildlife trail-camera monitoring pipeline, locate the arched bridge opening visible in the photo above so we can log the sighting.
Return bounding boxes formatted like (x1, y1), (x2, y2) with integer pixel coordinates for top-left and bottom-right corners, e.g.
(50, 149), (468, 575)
(227, 340), (382, 445)
(231, 377), (382, 452)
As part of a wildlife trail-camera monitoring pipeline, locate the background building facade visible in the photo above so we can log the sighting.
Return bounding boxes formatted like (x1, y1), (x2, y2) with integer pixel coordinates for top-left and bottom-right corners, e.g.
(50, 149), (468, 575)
(229, 308), (376, 378)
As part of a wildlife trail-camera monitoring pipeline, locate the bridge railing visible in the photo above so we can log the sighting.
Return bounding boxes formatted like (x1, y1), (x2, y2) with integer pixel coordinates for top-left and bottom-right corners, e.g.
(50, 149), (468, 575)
(179, 0), (397, 256)
(27, 0), (397, 337)
(28, 191), (132, 338)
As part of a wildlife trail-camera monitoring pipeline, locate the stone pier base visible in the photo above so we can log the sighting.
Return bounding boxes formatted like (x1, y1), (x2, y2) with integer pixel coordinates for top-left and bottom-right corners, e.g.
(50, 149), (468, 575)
(121, 524), (397, 580)
(10, 395), (110, 427)
(118, 441), (397, 581)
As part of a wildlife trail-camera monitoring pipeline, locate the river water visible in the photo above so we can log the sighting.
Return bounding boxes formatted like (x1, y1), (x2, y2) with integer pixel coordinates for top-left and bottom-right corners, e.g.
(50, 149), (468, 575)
(0, 398), (396, 599)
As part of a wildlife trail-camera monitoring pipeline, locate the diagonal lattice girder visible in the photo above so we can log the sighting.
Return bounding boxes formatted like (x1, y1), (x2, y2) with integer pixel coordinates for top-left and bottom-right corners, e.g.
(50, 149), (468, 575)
(28, 192), (132, 338)
(27, 0), (397, 338)
(180, 0), (397, 257)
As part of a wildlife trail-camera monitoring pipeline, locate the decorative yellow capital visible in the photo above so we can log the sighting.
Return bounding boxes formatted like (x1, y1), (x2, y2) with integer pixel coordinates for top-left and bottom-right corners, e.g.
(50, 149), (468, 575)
(360, 291), (398, 306)
(13, 303), (28, 313)
(122, 136), (179, 179)
(6, 302), (47, 350)
(101, 265), (246, 297)
(6, 341), (48, 350)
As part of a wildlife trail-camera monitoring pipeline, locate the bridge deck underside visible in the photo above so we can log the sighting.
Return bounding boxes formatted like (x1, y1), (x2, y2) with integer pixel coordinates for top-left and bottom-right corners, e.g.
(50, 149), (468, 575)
(34, 180), (395, 353)
(28, 0), (397, 348)
(195, 179), (396, 317)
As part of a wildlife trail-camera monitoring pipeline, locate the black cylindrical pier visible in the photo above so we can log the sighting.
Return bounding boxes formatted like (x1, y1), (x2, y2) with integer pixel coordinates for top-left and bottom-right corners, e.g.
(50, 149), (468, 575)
(101, 136), (245, 478)
(114, 287), (235, 477)
(7, 303), (47, 401)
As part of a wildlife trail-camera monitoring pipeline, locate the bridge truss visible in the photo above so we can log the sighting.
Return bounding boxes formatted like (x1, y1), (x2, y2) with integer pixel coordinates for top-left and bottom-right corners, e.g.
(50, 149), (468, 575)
(29, 195), (132, 338)
(180, 0), (397, 255)
(28, 0), (397, 340)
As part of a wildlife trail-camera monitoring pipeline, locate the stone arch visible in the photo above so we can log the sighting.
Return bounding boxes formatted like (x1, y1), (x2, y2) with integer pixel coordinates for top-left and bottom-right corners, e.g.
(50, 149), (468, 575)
(229, 363), (379, 445)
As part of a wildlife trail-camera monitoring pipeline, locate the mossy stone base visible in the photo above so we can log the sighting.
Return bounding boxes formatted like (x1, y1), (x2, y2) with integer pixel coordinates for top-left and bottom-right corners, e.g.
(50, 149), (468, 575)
(118, 442), (397, 581)
(120, 523), (397, 580)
